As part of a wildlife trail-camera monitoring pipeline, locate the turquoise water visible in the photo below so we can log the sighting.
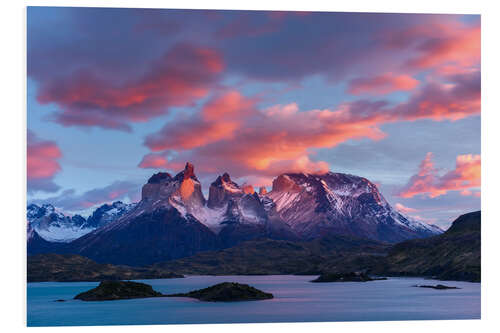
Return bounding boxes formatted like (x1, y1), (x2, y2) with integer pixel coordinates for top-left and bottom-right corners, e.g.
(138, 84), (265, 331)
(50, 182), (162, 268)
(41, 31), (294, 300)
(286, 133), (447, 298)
(27, 275), (480, 326)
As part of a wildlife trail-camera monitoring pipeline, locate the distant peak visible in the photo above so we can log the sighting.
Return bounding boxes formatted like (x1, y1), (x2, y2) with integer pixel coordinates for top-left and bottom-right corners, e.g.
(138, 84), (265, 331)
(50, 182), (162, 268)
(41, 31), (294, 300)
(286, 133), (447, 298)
(212, 172), (234, 186)
(258, 186), (268, 195)
(221, 172), (231, 182)
(242, 184), (255, 194)
(147, 172), (172, 184)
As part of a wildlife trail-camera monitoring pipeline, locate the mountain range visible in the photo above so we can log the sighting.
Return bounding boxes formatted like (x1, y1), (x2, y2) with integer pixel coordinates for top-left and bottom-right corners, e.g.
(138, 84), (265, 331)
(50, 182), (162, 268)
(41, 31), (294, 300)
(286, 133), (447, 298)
(27, 162), (442, 266)
(27, 201), (136, 243)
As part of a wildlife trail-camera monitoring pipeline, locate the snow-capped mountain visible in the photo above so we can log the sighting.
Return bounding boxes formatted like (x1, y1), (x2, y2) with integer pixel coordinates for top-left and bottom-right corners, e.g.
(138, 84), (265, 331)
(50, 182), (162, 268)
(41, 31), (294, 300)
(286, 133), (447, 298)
(27, 204), (92, 243)
(85, 201), (137, 229)
(27, 201), (136, 243)
(266, 172), (442, 242)
(61, 162), (441, 266)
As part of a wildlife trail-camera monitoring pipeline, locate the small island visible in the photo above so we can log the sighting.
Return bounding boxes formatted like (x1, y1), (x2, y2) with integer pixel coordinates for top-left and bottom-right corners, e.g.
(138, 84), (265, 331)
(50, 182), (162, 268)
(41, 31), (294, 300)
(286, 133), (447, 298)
(311, 272), (387, 283)
(74, 280), (164, 301)
(414, 284), (460, 290)
(167, 282), (274, 302)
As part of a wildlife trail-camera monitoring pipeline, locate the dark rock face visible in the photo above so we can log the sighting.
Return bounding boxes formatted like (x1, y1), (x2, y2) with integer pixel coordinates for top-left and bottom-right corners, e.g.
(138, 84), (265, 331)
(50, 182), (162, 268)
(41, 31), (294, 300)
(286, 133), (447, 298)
(311, 272), (385, 283)
(74, 281), (163, 301)
(168, 282), (273, 302)
(207, 173), (243, 208)
(147, 172), (172, 184)
(68, 207), (218, 266)
(177, 162), (196, 181)
(27, 227), (64, 255)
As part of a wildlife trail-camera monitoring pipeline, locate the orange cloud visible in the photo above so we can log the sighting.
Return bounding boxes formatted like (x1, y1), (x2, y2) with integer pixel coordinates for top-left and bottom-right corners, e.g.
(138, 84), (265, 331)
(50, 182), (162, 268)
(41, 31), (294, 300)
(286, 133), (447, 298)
(348, 73), (419, 95)
(27, 130), (62, 193)
(398, 153), (481, 198)
(145, 90), (255, 151)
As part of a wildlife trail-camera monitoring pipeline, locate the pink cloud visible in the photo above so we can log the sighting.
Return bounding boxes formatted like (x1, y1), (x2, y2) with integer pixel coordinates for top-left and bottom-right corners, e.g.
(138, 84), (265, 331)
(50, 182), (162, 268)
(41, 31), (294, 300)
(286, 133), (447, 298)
(27, 130), (62, 193)
(381, 21), (480, 73)
(398, 153), (481, 198)
(348, 73), (419, 95)
(394, 70), (480, 122)
(140, 68), (480, 179)
(138, 153), (170, 169)
(36, 43), (224, 131)
(395, 203), (418, 214)
(144, 90), (256, 151)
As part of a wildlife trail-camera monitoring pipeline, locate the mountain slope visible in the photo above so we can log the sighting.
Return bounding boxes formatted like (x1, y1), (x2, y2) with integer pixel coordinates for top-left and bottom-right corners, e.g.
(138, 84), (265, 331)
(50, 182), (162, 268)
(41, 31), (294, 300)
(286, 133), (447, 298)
(27, 224), (64, 255)
(266, 172), (442, 242)
(153, 235), (389, 275)
(373, 211), (481, 282)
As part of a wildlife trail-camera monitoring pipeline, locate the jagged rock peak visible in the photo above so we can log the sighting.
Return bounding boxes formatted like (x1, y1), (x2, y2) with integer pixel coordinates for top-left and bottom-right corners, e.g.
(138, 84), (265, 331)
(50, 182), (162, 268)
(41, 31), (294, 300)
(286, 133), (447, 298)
(207, 172), (243, 208)
(242, 185), (255, 194)
(184, 162), (195, 179)
(174, 162), (198, 182)
(272, 174), (302, 192)
(221, 172), (231, 182)
(212, 172), (234, 186)
(147, 172), (172, 184)
(258, 186), (268, 195)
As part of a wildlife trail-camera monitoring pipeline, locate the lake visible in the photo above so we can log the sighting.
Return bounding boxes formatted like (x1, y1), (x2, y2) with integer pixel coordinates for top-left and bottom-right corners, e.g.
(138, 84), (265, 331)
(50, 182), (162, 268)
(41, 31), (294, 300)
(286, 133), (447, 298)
(27, 275), (480, 326)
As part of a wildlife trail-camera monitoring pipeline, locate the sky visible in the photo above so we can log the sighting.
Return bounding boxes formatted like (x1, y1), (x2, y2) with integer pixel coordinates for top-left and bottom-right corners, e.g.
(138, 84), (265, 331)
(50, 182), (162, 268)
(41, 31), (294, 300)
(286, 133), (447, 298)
(27, 7), (480, 229)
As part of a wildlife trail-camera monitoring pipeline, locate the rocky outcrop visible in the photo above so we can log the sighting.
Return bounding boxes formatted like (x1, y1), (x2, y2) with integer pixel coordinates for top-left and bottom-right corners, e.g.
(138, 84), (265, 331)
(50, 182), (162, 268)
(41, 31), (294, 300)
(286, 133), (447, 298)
(167, 282), (273, 302)
(74, 281), (163, 301)
(414, 284), (460, 290)
(311, 272), (386, 282)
